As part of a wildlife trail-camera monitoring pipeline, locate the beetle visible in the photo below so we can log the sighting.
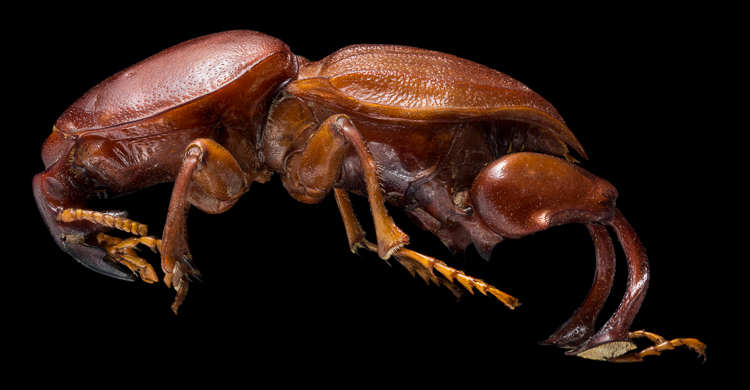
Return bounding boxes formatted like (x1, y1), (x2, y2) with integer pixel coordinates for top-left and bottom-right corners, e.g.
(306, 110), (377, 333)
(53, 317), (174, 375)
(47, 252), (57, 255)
(33, 30), (704, 362)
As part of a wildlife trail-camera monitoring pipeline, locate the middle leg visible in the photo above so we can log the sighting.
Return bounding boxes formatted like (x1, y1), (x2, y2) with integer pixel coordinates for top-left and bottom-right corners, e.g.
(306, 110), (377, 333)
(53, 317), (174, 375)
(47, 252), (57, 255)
(284, 114), (518, 308)
(333, 181), (519, 309)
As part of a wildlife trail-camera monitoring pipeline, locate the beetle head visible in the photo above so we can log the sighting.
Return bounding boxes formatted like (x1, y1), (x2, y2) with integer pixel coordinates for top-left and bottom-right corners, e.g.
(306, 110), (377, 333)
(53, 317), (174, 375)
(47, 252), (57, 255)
(33, 133), (136, 281)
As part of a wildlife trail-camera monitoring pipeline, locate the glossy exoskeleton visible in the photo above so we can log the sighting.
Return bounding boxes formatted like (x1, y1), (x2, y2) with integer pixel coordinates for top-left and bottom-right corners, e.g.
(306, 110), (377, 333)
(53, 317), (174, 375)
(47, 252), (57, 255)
(33, 30), (705, 362)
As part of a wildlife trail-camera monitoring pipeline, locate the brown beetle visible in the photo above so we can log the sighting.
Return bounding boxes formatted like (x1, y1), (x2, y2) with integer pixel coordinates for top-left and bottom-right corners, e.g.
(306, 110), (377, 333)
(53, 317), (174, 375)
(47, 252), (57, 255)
(32, 30), (704, 362)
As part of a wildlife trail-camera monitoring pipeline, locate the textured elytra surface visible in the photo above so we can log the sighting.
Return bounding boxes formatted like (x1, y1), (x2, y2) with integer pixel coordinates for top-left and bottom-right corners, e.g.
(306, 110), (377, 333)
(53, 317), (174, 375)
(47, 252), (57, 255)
(300, 44), (562, 121)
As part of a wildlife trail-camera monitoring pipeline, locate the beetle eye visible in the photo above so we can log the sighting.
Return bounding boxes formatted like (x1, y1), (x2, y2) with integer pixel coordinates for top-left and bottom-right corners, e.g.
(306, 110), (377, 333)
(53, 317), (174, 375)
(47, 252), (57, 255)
(41, 126), (74, 169)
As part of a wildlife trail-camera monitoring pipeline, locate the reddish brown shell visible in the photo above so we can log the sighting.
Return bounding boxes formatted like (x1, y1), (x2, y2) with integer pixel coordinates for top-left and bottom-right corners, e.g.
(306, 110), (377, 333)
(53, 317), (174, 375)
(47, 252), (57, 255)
(290, 44), (585, 158)
(46, 30), (297, 196)
(56, 30), (294, 134)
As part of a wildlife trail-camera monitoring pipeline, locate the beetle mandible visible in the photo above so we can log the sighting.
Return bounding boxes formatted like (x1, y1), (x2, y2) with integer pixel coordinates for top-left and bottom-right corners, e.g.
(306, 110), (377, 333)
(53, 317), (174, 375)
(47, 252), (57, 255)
(32, 30), (705, 362)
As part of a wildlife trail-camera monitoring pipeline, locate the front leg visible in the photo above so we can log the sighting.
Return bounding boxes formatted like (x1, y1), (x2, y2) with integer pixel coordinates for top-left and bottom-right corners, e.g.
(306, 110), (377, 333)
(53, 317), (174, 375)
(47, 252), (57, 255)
(161, 138), (250, 313)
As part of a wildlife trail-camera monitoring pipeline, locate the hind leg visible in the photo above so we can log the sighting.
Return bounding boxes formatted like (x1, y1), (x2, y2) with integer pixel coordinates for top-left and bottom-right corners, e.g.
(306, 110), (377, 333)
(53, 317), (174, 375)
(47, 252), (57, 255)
(467, 152), (635, 358)
(539, 223), (616, 349)
(468, 152), (704, 361)
(607, 330), (707, 363)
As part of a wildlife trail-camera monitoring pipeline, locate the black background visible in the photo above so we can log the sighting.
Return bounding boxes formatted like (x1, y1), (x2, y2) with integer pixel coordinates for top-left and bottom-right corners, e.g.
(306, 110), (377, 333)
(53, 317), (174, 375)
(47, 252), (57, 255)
(16, 5), (736, 386)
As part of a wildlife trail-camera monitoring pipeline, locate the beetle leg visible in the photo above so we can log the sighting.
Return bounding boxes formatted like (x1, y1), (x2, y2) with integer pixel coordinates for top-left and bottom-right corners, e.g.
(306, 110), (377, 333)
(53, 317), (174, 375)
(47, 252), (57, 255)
(467, 152), (706, 360)
(391, 247), (520, 309)
(96, 233), (160, 283)
(333, 187), (517, 307)
(289, 114), (517, 307)
(565, 208), (650, 360)
(283, 115), (409, 259)
(332, 189), (370, 255)
(162, 138), (250, 314)
(539, 223), (616, 348)
(390, 250), (466, 300)
(606, 330), (707, 363)
(468, 152), (626, 355)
